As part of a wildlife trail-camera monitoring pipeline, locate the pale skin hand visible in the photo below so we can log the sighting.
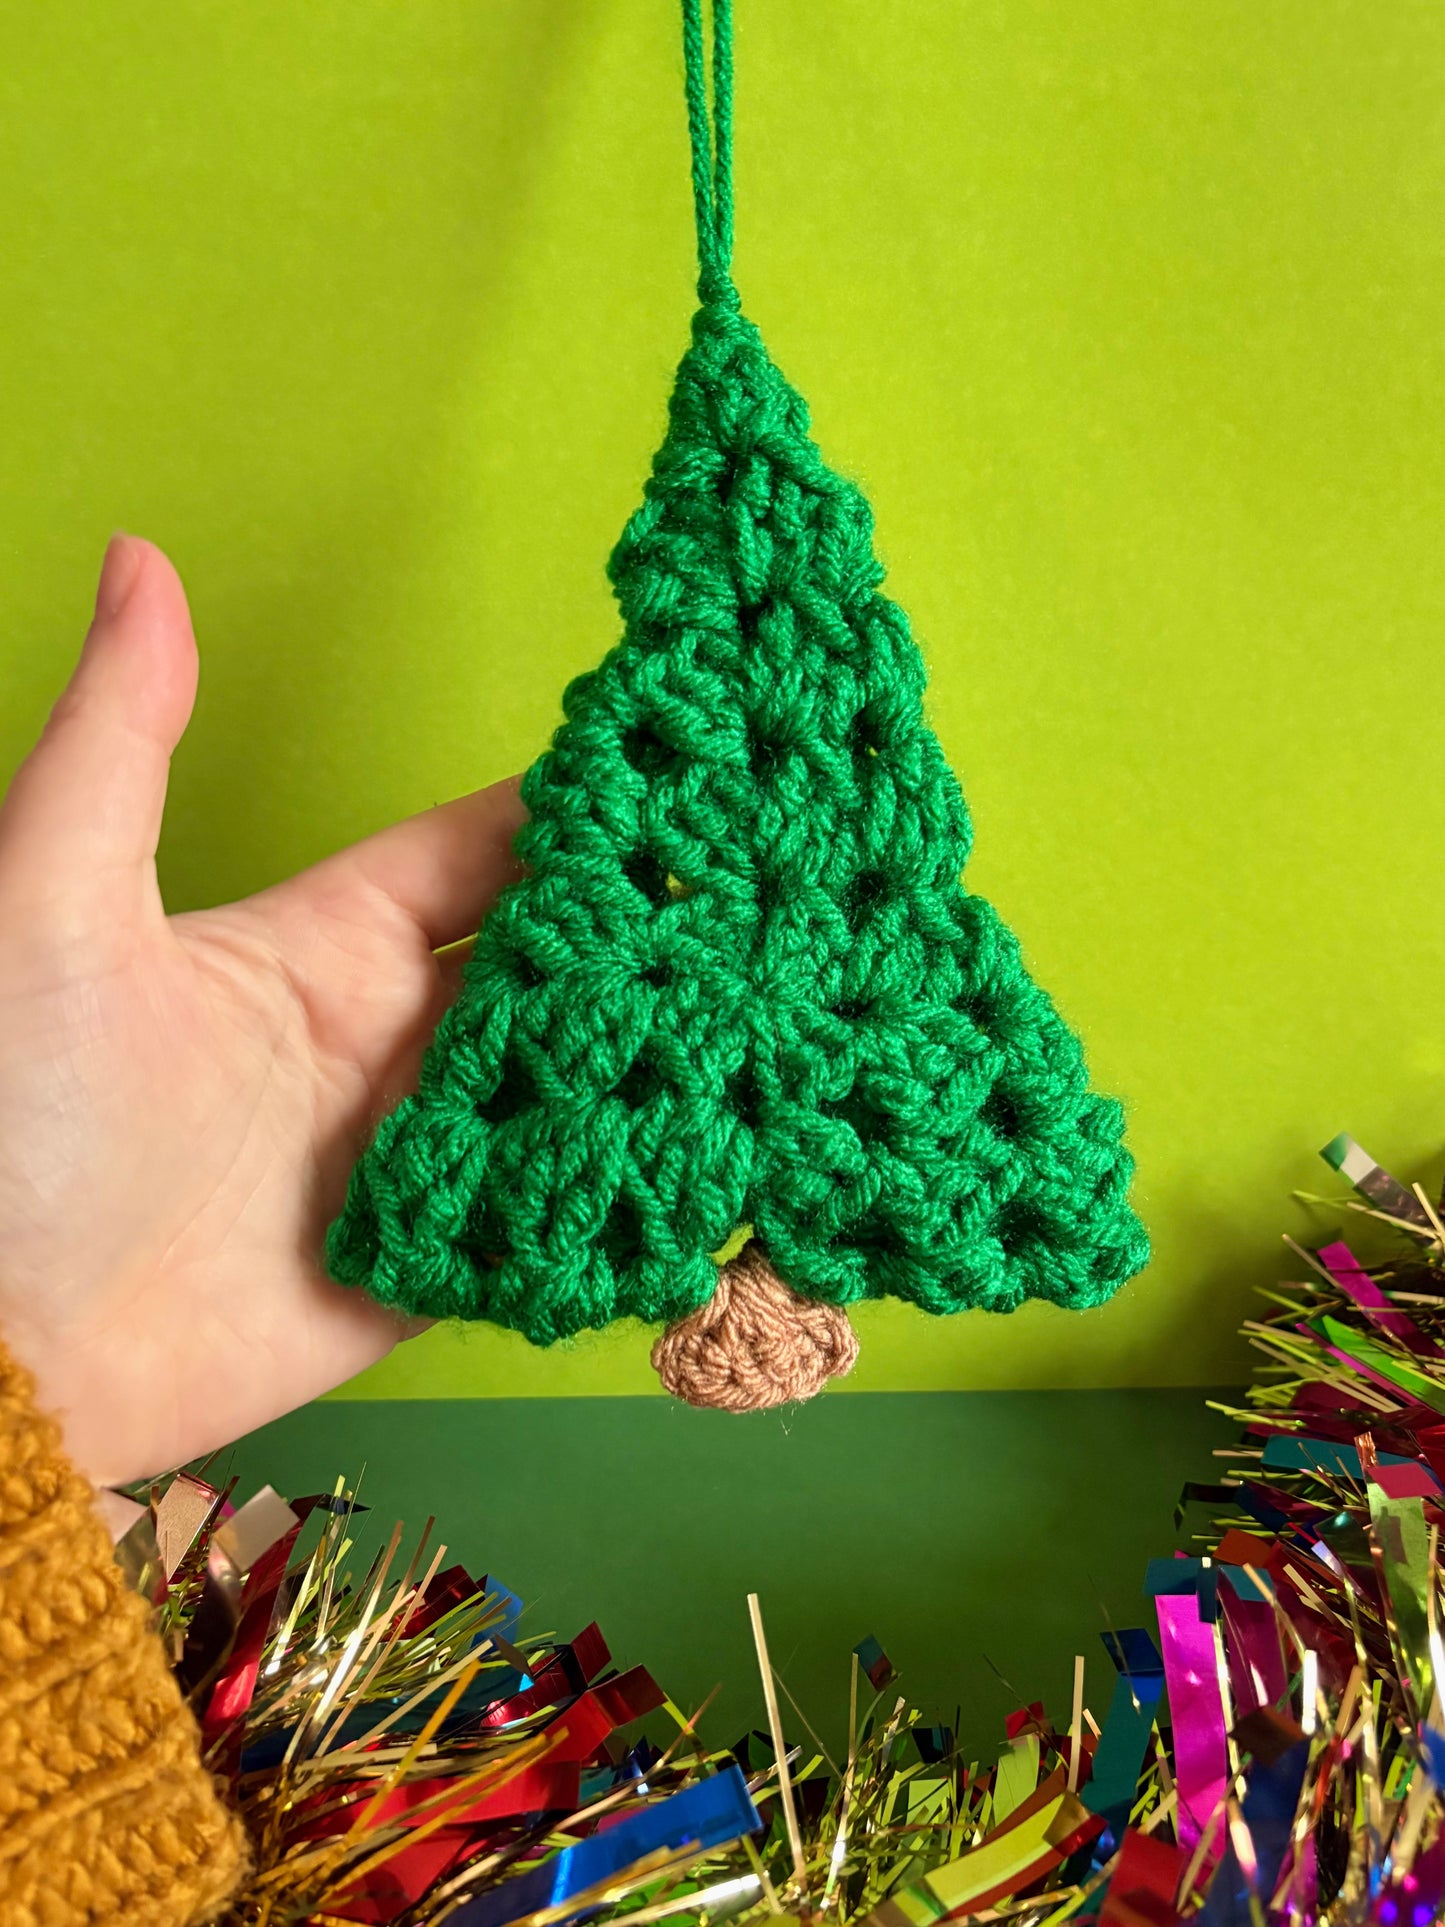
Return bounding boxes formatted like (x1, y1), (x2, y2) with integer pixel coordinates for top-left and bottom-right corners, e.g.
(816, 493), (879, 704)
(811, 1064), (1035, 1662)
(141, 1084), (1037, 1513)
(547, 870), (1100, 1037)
(0, 537), (525, 1487)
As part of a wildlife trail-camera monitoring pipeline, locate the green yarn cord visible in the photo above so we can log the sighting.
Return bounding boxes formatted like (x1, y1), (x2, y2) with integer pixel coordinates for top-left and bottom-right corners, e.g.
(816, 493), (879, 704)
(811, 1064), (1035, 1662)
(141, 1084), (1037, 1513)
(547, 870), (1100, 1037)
(682, 0), (734, 305)
(325, 0), (1150, 1345)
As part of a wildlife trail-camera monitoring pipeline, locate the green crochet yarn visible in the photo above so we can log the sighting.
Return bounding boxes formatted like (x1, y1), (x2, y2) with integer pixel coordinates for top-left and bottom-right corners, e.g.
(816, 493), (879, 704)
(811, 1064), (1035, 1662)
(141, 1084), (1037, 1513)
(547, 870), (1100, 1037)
(325, 0), (1149, 1345)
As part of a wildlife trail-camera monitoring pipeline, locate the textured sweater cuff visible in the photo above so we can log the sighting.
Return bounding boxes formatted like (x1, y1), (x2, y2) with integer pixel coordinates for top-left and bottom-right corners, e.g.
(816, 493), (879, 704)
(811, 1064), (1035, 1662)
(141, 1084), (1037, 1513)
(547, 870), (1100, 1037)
(0, 1336), (245, 1926)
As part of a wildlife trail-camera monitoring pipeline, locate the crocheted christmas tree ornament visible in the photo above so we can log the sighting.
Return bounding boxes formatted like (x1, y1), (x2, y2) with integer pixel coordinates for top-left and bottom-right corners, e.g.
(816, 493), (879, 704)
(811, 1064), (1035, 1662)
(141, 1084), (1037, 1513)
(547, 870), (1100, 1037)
(326, 0), (1149, 1408)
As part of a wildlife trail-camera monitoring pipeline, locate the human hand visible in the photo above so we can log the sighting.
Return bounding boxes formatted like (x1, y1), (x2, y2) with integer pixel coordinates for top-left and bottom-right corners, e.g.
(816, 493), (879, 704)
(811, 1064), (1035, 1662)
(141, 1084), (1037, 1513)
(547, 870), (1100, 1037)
(0, 537), (524, 1486)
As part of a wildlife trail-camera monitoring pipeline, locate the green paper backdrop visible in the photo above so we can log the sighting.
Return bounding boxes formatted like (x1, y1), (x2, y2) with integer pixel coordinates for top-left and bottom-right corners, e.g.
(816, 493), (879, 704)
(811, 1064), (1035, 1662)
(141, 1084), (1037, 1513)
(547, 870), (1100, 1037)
(2, 2), (1442, 1395)
(225, 1388), (1237, 1753)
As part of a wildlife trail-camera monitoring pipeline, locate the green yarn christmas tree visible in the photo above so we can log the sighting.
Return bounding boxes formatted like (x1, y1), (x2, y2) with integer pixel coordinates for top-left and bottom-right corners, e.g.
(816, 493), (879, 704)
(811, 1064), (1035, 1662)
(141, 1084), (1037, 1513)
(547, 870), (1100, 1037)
(327, 0), (1148, 1391)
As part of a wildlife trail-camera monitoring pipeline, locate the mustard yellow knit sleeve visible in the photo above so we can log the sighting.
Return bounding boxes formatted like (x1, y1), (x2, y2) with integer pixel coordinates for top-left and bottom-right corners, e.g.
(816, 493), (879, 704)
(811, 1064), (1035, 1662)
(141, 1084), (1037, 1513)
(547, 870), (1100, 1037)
(0, 1337), (245, 1926)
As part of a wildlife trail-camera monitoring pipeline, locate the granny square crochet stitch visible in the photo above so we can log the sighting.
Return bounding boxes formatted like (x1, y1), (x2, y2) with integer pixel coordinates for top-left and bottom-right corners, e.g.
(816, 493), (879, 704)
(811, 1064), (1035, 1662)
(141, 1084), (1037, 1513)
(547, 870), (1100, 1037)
(326, 0), (1149, 1373)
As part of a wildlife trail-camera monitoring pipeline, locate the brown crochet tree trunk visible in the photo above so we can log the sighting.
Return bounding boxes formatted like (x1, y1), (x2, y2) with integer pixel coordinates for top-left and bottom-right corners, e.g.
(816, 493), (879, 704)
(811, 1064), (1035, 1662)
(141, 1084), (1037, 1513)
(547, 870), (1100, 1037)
(651, 1242), (859, 1411)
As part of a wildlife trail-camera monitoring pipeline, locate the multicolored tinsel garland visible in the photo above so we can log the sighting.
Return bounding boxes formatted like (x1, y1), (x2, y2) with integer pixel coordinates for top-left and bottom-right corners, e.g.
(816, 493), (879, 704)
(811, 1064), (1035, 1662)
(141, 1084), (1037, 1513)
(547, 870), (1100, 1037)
(120, 1130), (1445, 1924)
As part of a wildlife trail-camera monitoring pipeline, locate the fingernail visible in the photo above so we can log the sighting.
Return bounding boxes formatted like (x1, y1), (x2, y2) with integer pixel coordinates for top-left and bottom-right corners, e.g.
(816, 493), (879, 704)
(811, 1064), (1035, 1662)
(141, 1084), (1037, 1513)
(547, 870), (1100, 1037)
(94, 532), (141, 621)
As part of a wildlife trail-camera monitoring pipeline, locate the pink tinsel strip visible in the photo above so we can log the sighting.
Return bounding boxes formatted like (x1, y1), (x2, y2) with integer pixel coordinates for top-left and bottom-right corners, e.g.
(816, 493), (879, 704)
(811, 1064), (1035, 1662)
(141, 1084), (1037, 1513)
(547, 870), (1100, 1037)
(1156, 1592), (1228, 1856)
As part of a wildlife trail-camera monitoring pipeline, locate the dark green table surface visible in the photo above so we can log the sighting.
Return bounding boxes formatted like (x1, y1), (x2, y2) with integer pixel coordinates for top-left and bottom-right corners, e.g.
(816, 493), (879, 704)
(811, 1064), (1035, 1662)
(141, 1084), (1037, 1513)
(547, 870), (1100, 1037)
(222, 1387), (1238, 1757)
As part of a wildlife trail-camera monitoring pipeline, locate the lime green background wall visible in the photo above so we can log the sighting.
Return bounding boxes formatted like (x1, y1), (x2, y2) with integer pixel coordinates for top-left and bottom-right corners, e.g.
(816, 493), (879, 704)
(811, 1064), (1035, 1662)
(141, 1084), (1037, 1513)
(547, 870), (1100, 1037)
(1, 3), (1442, 1394)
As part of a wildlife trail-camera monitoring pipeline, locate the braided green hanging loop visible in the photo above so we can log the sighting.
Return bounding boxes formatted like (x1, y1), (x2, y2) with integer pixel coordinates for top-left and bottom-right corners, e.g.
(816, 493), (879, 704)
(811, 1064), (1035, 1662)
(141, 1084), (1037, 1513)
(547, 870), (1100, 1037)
(682, 0), (737, 307)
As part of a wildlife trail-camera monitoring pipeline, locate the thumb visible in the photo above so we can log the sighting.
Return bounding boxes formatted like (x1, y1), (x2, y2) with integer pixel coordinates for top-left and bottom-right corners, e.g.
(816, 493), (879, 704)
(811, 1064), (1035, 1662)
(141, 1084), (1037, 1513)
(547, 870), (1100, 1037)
(0, 536), (199, 916)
